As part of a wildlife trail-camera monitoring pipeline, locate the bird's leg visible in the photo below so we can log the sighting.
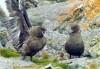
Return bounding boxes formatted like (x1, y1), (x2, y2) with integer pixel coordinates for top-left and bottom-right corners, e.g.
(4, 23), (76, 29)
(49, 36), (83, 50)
(30, 56), (33, 61)
(78, 56), (81, 58)
(69, 55), (72, 59)
(22, 54), (26, 60)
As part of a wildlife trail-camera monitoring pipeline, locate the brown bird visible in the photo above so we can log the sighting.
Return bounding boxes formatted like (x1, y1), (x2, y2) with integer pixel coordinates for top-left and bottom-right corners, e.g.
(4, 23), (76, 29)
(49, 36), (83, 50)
(65, 24), (84, 59)
(19, 26), (47, 61)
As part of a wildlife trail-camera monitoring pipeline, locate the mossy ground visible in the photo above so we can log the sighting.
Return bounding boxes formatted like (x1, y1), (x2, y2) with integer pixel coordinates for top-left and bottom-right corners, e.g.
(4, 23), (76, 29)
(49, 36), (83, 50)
(32, 56), (69, 69)
(0, 48), (69, 69)
(16, 57), (69, 69)
(0, 48), (20, 58)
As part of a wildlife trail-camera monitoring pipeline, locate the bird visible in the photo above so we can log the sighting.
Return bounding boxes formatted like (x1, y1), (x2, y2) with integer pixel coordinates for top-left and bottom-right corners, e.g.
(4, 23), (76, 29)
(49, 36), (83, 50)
(65, 24), (84, 59)
(19, 26), (47, 61)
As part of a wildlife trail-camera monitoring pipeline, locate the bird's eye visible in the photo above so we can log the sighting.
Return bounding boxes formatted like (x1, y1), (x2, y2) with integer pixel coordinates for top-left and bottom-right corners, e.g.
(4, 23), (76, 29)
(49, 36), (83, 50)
(42, 31), (45, 34)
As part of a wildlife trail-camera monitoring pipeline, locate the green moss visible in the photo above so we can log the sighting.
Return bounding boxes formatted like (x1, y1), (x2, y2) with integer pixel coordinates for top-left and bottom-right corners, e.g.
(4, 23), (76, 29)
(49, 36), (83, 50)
(52, 58), (58, 63)
(55, 63), (69, 69)
(42, 51), (49, 59)
(32, 57), (51, 65)
(32, 57), (69, 69)
(0, 48), (20, 58)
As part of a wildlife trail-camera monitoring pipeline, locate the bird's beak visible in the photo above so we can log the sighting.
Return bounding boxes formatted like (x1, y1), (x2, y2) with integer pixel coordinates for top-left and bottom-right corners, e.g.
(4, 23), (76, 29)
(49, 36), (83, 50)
(43, 31), (48, 37)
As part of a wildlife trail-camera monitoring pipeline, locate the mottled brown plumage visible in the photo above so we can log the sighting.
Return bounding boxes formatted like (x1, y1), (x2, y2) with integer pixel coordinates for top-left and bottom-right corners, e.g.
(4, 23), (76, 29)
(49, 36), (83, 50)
(19, 26), (47, 61)
(65, 24), (84, 59)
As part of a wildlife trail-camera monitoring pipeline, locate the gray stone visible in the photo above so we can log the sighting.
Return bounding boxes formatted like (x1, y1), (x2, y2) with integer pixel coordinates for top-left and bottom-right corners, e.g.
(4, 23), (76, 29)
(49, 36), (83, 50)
(45, 64), (54, 69)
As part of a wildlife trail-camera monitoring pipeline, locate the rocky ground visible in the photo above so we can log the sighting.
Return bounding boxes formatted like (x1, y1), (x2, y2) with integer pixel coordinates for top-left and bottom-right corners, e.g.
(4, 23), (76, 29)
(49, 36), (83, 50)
(0, 0), (100, 69)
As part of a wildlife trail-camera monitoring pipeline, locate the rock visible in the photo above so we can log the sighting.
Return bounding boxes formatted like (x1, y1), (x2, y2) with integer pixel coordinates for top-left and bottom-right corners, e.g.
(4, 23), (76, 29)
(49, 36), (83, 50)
(0, 27), (8, 47)
(67, 58), (100, 69)
(61, 59), (84, 69)
(44, 64), (54, 69)
(0, 41), (3, 48)
(42, 19), (59, 31)
(82, 49), (93, 58)
(0, 57), (33, 69)
(86, 60), (98, 69)
(6, 40), (16, 50)
(45, 64), (54, 69)
(27, 2), (78, 25)
(40, 64), (62, 69)
(42, 30), (68, 56)
(0, 61), (13, 69)
(93, 14), (100, 27)
(38, 0), (55, 6)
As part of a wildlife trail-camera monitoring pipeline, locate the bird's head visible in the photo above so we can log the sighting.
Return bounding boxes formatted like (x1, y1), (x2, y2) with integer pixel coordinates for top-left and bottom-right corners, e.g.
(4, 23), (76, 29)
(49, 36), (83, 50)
(29, 26), (46, 38)
(70, 24), (80, 33)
